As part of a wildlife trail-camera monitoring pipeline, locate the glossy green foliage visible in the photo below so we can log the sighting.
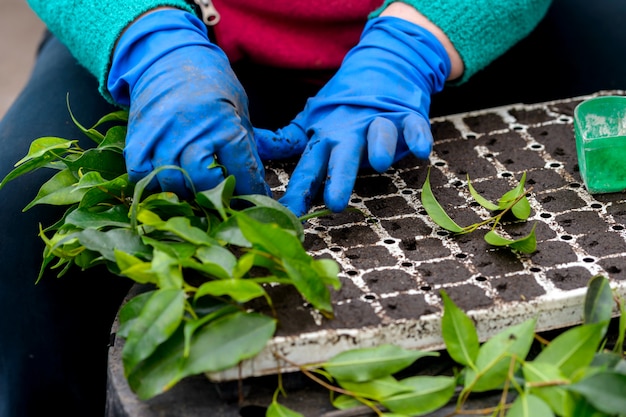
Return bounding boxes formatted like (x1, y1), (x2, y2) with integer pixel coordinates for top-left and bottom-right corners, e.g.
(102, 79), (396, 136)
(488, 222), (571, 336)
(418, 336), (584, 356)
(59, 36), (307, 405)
(274, 276), (626, 417)
(0, 106), (341, 400)
(421, 167), (536, 253)
(5, 106), (626, 415)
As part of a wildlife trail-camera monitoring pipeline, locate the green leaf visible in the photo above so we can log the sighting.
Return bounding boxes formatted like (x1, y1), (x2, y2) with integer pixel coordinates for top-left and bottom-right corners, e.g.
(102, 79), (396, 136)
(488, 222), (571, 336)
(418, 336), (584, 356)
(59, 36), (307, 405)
(615, 358), (626, 374)
(78, 174), (132, 208)
(185, 311), (276, 374)
(323, 345), (437, 383)
(266, 400), (305, 417)
(15, 136), (75, 166)
(523, 361), (573, 416)
(189, 245), (237, 279)
(282, 255), (333, 313)
(181, 304), (240, 357)
(510, 195), (531, 220)
(139, 192), (195, 218)
(570, 396), (609, 417)
(180, 252), (234, 279)
(195, 175), (236, 220)
(484, 223), (537, 253)
(234, 214), (337, 311)
(233, 252), (255, 279)
(337, 376), (413, 401)
(0, 137), (75, 190)
(212, 205), (304, 248)
(566, 371), (626, 415)
(534, 322), (607, 377)
(128, 311), (275, 400)
(73, 248), (100, 269)
(91, 109), (129, 128)
(584, 275), (614, 327)
(98, 125), (126, 152)
(23, 168), (82, 210)
(591, 350), (623, 370)
(420, 167), (465, 233)
(115, 250), (157, 284)
(122, 288), (186, 374)
(42, 230), (82, 259)
(239, 206), (304, 241)
(63, 148), (126, 179)
(498, 172), (527, 211)
(129, 165), (193, 229)
(212, 216), (250, 246)
(72, 170), (110, 190)
(118, 291), (154, 336)
(312, 258), (342, 290)
(440, 290), (479, 367)
(65, 205), (130, 229)
(77, 228), (150, 262)
(138, 211), (216, 246)
(484, 230), (515, 247)
(505, 225), (536, 253)
(195, 279), (266, 303)
(331, 394), (362, 410)
(125, 326), (188, 399)
(138, 237), (195, 261)
(467, 175), (500, 211)
(67, 101), (128, 147)
(506, 393), (554, 417)
(151, 249), (184, 289)
(464, 318), (536, 392)
(235, 212), (308, 261)
(236, 193), (304, 240)
(380, 375), (456, 416)
(282, 257), (333, 314)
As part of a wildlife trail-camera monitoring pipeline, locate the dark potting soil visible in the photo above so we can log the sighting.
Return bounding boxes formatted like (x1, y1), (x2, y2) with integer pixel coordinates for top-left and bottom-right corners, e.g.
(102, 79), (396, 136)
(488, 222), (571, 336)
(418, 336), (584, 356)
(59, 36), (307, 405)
(106, 91), (626, 417)
(259, 91), (626, 343)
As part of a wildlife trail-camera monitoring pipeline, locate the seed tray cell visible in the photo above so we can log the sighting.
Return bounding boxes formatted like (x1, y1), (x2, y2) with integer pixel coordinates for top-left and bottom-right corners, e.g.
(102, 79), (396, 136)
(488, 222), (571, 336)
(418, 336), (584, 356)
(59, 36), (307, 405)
(210, 91), (626, 381)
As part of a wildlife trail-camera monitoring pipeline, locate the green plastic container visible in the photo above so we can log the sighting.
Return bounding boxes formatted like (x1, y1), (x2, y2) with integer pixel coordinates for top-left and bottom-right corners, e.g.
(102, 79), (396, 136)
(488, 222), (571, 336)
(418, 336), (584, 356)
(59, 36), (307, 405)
(574, 96), (626, 193)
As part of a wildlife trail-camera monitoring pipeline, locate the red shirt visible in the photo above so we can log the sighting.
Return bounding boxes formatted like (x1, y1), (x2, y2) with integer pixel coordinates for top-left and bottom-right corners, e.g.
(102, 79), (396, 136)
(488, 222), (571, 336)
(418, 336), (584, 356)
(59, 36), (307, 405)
(212, 0), (383, 69)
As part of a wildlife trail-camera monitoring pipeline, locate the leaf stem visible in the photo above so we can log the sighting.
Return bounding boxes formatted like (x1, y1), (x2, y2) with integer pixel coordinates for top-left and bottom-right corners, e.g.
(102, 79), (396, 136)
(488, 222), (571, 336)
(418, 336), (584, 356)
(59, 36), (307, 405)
(272, 351), (386, 416)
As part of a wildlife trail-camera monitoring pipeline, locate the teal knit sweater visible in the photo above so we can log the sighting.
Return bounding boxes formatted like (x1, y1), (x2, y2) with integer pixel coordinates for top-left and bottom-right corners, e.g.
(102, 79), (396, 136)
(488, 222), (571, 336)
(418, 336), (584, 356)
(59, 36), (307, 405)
(26, 0), (552, 100)
(370, 0), (553, 84)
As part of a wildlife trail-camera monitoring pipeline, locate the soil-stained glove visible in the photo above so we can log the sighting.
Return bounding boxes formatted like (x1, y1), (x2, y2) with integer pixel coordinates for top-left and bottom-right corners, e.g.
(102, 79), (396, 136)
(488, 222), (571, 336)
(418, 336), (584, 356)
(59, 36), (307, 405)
(254, 16), (451, 217)
(108, 9), (270, 197)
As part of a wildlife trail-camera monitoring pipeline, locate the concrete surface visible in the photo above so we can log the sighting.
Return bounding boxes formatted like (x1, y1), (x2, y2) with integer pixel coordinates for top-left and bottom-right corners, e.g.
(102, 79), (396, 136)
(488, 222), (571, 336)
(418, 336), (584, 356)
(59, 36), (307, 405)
(0, 0), (46, 119)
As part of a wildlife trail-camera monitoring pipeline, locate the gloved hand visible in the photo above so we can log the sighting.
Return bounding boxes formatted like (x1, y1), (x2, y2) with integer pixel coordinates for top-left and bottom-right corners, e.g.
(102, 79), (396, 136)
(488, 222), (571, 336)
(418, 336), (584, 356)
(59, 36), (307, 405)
(254, 16), (451, 217)
(107, 9), (270, 197)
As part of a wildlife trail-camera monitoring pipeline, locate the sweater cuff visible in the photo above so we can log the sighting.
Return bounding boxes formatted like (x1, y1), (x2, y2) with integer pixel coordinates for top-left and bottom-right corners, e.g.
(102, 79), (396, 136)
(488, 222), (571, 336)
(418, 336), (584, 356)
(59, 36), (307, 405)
(369, 0), (552, 84)
(28, 0), (195, 103)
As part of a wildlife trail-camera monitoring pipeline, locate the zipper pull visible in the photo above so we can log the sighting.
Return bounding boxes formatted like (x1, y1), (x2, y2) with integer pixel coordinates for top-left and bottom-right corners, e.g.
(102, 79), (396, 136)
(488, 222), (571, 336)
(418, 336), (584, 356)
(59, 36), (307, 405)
(193, 0), (221, 26)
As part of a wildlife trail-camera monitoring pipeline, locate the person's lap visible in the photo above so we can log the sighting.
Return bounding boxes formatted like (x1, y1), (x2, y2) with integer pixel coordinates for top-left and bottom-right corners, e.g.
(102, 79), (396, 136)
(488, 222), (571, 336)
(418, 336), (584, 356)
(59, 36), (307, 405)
(1, 1), (624, 415)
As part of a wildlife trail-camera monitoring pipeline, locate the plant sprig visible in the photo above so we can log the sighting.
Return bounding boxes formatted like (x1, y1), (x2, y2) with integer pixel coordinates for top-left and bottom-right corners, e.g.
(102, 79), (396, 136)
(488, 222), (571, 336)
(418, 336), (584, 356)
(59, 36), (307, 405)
(6, 106), (624, 417)
(272, 275), (626, 417)
(0, 107), (341, 400)
(421, 167), (537, 253)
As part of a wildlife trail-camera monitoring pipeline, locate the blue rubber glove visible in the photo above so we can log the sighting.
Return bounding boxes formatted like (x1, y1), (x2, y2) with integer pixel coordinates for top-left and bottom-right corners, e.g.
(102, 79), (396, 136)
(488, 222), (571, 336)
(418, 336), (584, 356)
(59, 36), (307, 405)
(254, 16), (451, 216)
(108, 9), (270, 197)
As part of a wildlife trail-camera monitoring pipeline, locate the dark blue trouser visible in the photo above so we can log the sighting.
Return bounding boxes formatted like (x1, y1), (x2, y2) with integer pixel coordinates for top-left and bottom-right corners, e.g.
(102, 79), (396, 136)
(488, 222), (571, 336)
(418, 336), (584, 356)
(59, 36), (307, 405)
(1, 0), (625, 416)
(0, 32), (131, 417)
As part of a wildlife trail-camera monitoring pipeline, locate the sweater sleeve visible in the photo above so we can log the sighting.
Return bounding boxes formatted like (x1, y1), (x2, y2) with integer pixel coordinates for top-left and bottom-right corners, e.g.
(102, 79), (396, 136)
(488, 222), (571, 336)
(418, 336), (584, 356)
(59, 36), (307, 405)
(26, 0), (195, 102)
(369, 0), (553, 83)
